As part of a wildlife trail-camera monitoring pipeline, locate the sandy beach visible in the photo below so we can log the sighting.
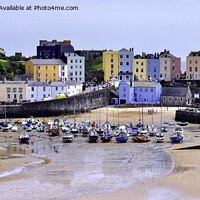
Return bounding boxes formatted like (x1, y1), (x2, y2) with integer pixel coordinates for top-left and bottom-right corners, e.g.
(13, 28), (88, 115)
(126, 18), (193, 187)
(0, 106), (200, 200)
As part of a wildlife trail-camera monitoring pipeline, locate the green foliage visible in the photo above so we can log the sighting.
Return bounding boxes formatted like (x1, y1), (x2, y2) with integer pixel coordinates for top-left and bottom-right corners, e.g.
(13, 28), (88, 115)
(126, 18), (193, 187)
(85, 58), (103, 74)
(0, 53), (7, 60)
(0, 61), (7, 73)
(6, 75), (13, 81)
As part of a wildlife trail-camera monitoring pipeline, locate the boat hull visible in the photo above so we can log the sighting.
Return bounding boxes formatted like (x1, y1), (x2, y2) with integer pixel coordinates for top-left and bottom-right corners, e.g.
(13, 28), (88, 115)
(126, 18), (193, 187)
(88, 136), (99, 143)
(170, 136), (183, 143)
(116, 137), (128, 143)
(132, 136), (150, 142)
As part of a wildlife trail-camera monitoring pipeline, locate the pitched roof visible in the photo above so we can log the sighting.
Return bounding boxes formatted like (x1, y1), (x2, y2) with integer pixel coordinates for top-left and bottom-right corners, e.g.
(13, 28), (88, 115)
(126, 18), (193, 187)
(50, 82), (66, 87)
(30, 59), (66, 65)
(132, 81), (160, 88)
(0, 81), (26, 84)
(161, 87), (188, 96)
(119, 48), (129, 52)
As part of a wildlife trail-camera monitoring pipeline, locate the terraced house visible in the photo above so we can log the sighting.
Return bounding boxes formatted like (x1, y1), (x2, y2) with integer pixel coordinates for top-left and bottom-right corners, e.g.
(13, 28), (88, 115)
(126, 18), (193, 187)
(26, 59), (66, 82)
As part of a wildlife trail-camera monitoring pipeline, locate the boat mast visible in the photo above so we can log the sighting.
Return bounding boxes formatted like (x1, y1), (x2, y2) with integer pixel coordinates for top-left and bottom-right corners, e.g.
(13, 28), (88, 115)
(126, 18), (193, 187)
(5, 104), (7, 123)
(117, 103), (119, 127)
(74, 98), (76, 124)
(142, 98), (143, 126)
(152, 103), (153, 125)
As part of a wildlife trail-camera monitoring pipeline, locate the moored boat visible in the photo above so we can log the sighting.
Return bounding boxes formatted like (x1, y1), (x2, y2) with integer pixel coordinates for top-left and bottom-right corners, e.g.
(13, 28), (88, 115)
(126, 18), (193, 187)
(170, 126), (183, 143)
(19, 132), (31, 144)
(62, 133), (74, 143)
(132, 134), (150, 142)
(155, 132), (165, 143)
(88, 129), (99, 143)
(100, 132), (113, 142)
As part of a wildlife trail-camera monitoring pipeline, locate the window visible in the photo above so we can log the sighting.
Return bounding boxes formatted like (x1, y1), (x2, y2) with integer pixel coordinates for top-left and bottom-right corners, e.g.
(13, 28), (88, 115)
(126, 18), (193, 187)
(29, 66), (30, 70)
(172, 67), (175, 71)
(164, 60), (167, 64)
(123, 87), (126, 92)
(31, 94), (34, 98)
(120, 61), (123, 66)
(190, 60), (192, 64)
(71, 66), (73, 69)
(141, 68), (144, 73)
(126, 61), (129, 66)
(80, 78), (82, 81)
(111, 59), (113, 63)
(37, 73), (41, 78)
(62, 66), (65, 70)
(111, 54), (113, 58)
(54, 66), (56, 70)
(135, 88), (137, 92)
(13, 88), (17, 92)
(43, 87), (46, 91)
(189, 67), (192, 72)
(75, 66), (77, 69)
(141, 62), (144, 66)
(148, 68), (150, 73)
(120, 76), (122, 80)
(31, 87), (34, 91)
(75, 72), (77, 75)
(172, 60), (175, 65)
(148, 61), (150, 66)
(56, 87), (58, 91)
(54, 73), (56, 77)
(196, 60), (198, 64)
(164, 67), (167, 71)
(154, 74), (156, 78)
(154, 61), (156, 66)
(80, 71), (82, 75)
(123, 93), (126, 97)
(126, 55), (129, 59)
(181, 97), (183, 101)
(111, 64), (114, 69)
(75, 60), (77, 63)
(126, 76), (129, 81)
(80, 66), (82, 69)
(80, 60), (82, 63)
(71, 60), (73, 63)
(169, 97), (171, 101)
(62, 87), (63, 91)
(120, 55), (123, 59)
(140, 88), (142, 92)
(165, 74), (167, 78)
(136, 61), (139, 66)
(163, 96), (166, 101)
(154, 68), (156, 73)
(140, 75), (143, 79)
(70, 72), (73, 76)
(46, 66), (48, 70)
(43, 94), (46, 98)
(37, 65), (41, 70)
(14, 94), (17, 99)
(151, 88), (153, 92)
(19, 88), (23, 93)
(136, 68), (138, 72)
(160, 74), (162, 78)
(7, 94), (10, 99)
(195, 67), (198, 72)
(111, 70), (114, 75)
(145, 88), (148, 92)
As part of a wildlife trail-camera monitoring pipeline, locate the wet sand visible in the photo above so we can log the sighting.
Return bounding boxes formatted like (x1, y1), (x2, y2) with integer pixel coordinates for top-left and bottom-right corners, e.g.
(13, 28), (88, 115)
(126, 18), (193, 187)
(0, 106), (200, 200)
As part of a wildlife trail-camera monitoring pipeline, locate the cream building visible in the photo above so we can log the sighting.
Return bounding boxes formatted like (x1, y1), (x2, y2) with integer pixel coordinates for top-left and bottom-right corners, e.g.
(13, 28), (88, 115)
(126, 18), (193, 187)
(160, 58), (171, 81)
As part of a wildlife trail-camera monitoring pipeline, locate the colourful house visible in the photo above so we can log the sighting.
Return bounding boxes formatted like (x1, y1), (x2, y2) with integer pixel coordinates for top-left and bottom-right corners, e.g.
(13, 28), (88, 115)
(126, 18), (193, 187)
(146, 54), (160, 80)
(119, 81), (162, 104)
(25, 59), (66, 82)
(133, 55), (147, 81)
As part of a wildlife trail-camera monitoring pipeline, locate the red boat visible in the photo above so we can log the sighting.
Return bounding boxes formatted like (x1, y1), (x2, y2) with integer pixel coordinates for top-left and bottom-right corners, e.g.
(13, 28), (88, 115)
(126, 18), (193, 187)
(49, 125), (60, 136)
(132, 135), (150, 142)
(100, 133), (113, 142)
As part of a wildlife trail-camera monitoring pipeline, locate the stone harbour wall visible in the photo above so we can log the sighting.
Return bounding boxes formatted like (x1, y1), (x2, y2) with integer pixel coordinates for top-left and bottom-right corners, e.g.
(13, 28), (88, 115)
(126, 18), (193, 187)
(0, 89), (111, 118)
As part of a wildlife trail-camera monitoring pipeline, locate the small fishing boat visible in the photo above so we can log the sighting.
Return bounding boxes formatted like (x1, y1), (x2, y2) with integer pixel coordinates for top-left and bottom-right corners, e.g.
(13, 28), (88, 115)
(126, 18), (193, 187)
(138, 126), (148, 134)
(100, 132), (113, 142)
(131, 127), (139, 136)
(149, 125), (158, 136)
(82, 126), (90, 137)
(61, 126), (69, 133)
(177, 122), (188, 126)
(132, 134), (150, 142)
(116, 126), (129, 143)
(70, 123), (79, 135)
(88, 129), (99, 143)
(19, 132), (31, 144)
(155, 132), (165, 143)
(62, 133), (74, 143)
(170, 126), (183, 143)
(11, 125), (18, 132)
(96, 125), (104, 136)
(37, 125), (45, 132)
(49, 124), (60, 136)
(161, 126), (168, 132)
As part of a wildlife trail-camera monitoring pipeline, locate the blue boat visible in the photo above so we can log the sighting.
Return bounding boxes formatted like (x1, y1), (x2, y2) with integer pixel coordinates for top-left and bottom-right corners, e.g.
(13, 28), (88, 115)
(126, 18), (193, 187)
(170, 136), (183, 143)
(116, 132), (129, 143)
(131, 127), (139, 136)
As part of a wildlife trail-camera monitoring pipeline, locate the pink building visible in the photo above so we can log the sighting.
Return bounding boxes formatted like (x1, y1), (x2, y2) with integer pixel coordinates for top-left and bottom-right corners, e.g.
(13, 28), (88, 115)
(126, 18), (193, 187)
(171, 57), (181, 80)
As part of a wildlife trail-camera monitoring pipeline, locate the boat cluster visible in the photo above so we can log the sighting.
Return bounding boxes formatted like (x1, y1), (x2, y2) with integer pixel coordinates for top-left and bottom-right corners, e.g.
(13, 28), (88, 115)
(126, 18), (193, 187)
(0, 116), (186, 145)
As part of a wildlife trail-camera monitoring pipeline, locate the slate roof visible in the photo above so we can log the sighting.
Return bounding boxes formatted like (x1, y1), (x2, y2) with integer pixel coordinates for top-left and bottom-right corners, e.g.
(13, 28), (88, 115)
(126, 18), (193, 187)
(131, 81), (159, 88)
(161, 87), (188, 96)
(119, 48), (129, 52)
(110, 90), (119, 97)
(0, 81), (26, 84)
(50, 82), (66, 87)
(30, 59), (66, 65)
(65, 81), (82, 86)
(27, 81), (50, 86)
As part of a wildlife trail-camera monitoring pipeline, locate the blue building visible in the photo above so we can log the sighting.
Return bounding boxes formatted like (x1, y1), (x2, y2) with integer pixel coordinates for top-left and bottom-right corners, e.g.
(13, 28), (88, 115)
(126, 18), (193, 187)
(146, 54), (160, 81)
(119, 81), (162, 104)
(118, 48), (134, 82)
(37, 40), (74, 59)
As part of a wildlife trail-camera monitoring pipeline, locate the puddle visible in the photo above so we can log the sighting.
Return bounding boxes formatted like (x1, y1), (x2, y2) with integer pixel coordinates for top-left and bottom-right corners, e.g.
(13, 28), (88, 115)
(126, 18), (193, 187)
(0, 144), (27, 159)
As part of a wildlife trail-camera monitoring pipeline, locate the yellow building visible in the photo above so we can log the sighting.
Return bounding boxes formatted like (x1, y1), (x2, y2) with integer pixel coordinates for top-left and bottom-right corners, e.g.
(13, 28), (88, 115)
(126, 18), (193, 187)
(103, 51), (119, 82)
(25, 59), (66, 82)
(133, 58), (147, 81)
(0, 80), (27, 103)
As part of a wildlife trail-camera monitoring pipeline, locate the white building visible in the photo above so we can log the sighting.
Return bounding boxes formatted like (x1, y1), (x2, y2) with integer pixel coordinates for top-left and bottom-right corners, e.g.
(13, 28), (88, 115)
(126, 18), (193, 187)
(27, 81), (51, 102)
(50, 82), (67, 99)
(65, 81), (83, 97)
(65, 53), (85, 82)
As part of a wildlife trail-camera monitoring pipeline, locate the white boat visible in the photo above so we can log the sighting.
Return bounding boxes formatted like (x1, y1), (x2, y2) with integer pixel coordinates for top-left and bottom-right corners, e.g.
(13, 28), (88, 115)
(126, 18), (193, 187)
(138, 126), (148, 134)
(19, 132), (31, 143)
(62, 133), (74, 143)
(155, 132), (165, 142)
(173, 126), (184, 137)
(11, 125), (18, 132)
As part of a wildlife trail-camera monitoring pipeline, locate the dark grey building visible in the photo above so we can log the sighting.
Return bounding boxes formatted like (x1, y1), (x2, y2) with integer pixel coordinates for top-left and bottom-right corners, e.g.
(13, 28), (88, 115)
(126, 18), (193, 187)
(75, 50), (103, 59)
(161, 87), (192, 106)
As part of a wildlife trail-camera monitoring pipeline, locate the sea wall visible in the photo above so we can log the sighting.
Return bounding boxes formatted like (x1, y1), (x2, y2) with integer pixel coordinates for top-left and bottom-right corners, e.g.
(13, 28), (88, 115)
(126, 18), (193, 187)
(0, 89), (110, 118)
(175, 109), (200, 124)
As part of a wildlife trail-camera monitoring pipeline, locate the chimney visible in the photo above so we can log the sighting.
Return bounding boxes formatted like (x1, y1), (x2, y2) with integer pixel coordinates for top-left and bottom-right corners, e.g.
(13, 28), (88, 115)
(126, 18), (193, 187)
(132, 48), (134, 52)
(142, 52), (146, 58)
(167, 50), (169, 54)
(164, 49), (166, 53)
(130, 80), (132, 86)
(157, 53), (159, 58)
(129, 48), (131, 51)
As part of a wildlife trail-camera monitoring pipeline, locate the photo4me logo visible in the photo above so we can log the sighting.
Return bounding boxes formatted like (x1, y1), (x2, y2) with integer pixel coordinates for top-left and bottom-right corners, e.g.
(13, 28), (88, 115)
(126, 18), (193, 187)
(0, 5), (79, 11)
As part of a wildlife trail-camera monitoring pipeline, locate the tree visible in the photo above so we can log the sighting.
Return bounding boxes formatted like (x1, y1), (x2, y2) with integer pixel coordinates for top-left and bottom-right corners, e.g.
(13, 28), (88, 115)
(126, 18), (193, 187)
(0, 61), (7, 74)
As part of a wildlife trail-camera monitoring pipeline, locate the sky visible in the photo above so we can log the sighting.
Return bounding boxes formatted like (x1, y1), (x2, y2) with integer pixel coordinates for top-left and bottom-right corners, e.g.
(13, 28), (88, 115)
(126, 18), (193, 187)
(1, 0), (200, 71)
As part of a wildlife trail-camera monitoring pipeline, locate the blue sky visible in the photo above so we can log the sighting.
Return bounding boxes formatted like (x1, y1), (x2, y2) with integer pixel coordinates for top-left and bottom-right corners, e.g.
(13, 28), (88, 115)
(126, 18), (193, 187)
(1, 0), (200, 68)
